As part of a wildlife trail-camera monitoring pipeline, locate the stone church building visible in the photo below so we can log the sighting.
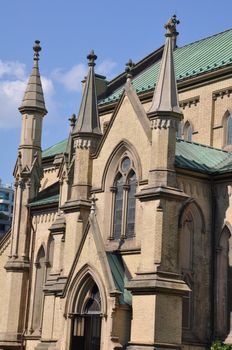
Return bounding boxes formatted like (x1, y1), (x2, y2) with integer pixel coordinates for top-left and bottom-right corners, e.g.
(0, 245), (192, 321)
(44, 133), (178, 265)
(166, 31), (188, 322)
(1, 16), (232, 350)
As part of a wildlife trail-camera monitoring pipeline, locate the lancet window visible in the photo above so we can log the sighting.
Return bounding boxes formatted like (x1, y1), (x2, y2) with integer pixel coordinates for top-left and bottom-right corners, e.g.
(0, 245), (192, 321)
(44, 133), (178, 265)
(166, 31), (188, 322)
(183, 121), (193, 142)
(31, 245), (46, 332)
(179, 210), (194, 330)
(216, 226), (232, 339)
(226, 114), (232, 146)
(46, 235), (54, 279)
(110, 154), (137, 240)
(179, 203), (207, 342)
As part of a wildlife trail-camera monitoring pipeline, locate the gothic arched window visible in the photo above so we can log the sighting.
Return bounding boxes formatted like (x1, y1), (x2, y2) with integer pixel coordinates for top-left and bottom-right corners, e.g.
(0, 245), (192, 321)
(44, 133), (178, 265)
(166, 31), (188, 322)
(227, 115), (232, 146)
(46, 235), (54, 279)
(183, 121), (193, 142)
(216, 226), (232, 339)
(31, 245), (46, 333)
(179, 203), (206, 341)
(176, 122), (183, 139)
(179, 210), (194, 330)
(113, 174), (124, 240)
(111, 154), (137, 240)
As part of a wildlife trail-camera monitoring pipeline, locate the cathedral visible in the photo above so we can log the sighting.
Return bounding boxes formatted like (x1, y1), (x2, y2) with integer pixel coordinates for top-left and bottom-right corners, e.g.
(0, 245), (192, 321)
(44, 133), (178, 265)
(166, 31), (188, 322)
(1, 16), (232, 350)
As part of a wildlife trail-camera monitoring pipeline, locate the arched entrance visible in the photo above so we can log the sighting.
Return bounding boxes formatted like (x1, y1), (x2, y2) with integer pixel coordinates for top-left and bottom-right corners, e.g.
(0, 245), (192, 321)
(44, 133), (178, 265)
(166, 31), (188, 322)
(71, 282), (102, 350)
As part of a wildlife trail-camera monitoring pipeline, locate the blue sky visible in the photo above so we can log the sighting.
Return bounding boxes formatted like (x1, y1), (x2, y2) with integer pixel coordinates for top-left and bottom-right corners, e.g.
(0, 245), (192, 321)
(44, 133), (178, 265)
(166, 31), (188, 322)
(1, 0), (232, 184)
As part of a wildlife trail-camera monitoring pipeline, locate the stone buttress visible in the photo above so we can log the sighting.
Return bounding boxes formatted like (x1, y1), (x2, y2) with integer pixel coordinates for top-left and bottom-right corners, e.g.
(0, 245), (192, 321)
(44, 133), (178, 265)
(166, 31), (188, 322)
(126, 16), (190, 350)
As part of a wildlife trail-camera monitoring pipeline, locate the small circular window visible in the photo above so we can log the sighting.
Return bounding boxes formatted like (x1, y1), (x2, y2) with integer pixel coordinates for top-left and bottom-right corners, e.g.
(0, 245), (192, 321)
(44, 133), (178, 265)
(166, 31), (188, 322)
(121, 157), (131, 173)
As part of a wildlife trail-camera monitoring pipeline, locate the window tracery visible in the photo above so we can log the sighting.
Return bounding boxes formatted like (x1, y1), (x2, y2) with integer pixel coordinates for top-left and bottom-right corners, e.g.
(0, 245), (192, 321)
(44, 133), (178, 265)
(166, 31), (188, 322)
(111, 154), (137, 240)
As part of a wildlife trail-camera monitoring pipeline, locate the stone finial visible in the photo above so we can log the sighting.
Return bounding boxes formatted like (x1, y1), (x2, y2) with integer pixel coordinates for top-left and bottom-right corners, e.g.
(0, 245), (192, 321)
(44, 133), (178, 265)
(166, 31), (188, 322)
(87, 50), (97, 67)
(69, 114), (77, 130)
(33, 40), (41, 61)
(125, 59), (135, 80)
(164, 15), (180, 37)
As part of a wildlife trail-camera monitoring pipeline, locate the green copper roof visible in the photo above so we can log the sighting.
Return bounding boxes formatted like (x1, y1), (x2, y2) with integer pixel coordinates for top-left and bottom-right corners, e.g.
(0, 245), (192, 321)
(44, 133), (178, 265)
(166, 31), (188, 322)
(42, 139), (68, 158)
(42, 137), (232, 175)
(99, 28), (232, 105)
(29, 194), (59, 207)
(107, 252), (132, 305)
(176, 139), (232, 174)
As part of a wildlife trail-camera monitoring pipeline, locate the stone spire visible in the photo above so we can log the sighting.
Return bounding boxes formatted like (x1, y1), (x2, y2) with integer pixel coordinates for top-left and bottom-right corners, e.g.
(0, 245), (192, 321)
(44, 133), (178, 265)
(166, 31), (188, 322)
(148, 15), (181, 116)
(73, 50), (102, 137)
(19, 40), (47, 115)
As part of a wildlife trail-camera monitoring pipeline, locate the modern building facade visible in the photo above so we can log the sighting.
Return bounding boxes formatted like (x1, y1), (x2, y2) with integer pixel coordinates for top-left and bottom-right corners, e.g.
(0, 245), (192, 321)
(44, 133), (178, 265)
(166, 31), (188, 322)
(0, 180), (13, 237)
(2, 16), (232, 350)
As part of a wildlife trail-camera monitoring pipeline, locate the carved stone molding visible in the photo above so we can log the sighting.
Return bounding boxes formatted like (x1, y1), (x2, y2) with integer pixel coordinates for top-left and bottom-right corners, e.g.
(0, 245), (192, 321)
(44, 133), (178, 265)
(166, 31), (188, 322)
(179, 96), (200, 109)
(74, 138), (92, 149)
(151, 117), (178, 130)
(43, 167), (56, 174)
(33, 212), (56, 225)
(212, 87), (232, 101)
(177, 179), (209, 198)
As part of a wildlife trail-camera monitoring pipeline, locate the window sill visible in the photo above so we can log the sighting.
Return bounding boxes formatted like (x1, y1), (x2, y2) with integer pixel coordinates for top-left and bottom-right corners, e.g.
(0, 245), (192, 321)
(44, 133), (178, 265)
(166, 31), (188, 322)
(105, 238), (140, 254)
(223, 144), (232, 152)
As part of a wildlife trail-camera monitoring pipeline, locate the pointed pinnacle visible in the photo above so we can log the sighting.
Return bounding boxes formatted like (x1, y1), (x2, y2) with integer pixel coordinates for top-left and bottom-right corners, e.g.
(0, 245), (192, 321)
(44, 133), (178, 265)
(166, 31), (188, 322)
(33, 40), (41, 61)
(19, 40), (47, 114)
(125, 59), (135, 79)
(87, 50), (97, 67)
(164, 15), (180, 37)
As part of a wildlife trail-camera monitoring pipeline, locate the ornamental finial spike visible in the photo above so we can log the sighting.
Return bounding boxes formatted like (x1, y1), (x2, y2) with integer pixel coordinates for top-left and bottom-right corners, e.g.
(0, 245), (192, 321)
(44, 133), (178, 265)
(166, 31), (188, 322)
(90, 194), (98, 214)
(33, 40), (41, 61)
(69, 114), (77, 130)
(125, 58), (135, 79)
(164, 15), (180, 37)
(87, 49), (97, 67)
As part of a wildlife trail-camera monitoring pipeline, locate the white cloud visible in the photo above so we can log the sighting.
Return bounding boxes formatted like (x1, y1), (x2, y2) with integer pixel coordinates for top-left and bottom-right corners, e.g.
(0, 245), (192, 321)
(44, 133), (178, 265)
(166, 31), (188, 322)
(96, 60), (117, 78)
(0, 59), (55, 129)
(52, 64), (87, 92)
(52, 59), (117, 92)
(0, 57), (118, 130)
(0, 79), (26, 128)
(41, 76), (55, 96)
(0, 60), (26, 80)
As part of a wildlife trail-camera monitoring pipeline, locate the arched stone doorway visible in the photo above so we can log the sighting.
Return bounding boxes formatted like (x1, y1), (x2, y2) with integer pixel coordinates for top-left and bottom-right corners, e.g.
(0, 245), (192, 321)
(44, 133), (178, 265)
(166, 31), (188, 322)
(71, 281), (102, 350)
